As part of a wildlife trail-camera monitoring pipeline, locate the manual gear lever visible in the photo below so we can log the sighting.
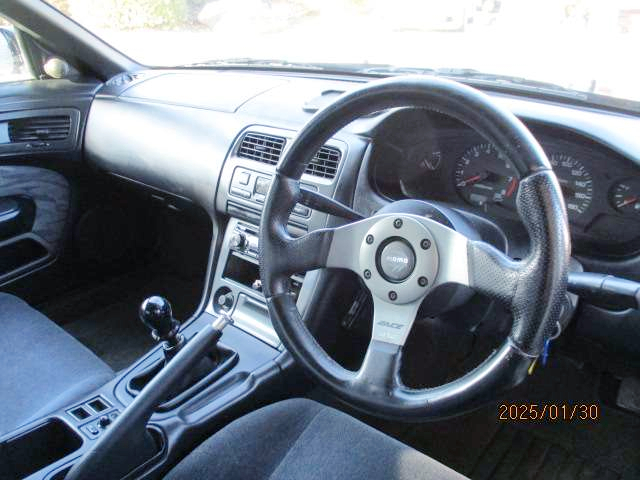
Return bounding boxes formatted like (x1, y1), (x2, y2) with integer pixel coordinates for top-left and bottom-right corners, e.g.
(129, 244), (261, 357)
(139, 296), (184, 360)
(133, 296), (226, 399)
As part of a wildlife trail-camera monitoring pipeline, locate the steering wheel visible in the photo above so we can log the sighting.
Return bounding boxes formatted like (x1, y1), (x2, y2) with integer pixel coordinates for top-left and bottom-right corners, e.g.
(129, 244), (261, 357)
(259, 76), (570, 420)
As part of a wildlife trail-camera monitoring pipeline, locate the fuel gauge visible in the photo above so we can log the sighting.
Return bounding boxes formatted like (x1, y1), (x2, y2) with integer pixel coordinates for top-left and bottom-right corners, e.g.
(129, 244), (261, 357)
(611, 178), (640, 214)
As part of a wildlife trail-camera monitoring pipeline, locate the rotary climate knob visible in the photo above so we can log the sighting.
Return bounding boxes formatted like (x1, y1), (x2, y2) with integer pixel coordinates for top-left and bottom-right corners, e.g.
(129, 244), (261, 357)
(230, 232), (247, 250)
(217, 293), (234, 310)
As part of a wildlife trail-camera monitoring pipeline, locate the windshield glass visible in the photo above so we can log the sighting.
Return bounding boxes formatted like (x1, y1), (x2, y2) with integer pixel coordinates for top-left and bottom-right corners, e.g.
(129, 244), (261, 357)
(45, 0), (640, 109)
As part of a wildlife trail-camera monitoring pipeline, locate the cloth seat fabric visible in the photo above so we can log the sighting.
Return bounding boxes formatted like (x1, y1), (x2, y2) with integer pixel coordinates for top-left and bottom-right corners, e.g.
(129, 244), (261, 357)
(166, 398), (469, 480)
(0, 293), (114, 436)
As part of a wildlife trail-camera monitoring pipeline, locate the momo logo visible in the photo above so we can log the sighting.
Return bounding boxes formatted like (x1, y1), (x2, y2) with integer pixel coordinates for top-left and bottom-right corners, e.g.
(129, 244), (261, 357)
(377, 320), (403, 330)
(378, 240), (415, 281)
(386, 255), (409, 264)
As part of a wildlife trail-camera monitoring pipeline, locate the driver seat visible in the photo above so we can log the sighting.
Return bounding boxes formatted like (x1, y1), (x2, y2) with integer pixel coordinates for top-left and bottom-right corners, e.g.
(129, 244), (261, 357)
(166, 398), (468, 479)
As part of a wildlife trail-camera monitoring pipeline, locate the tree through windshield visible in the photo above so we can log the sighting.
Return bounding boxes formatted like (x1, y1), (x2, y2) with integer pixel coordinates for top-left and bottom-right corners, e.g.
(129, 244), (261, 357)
(46, 0), (640, 109)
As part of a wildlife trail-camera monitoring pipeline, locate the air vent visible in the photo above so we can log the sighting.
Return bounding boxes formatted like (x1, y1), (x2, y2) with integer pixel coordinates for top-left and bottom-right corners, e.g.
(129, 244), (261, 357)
(238, 131), (341, 179)
(237, 132), (286, 165)
(305, 146), (341, 179)
(8, 115), (71, 143)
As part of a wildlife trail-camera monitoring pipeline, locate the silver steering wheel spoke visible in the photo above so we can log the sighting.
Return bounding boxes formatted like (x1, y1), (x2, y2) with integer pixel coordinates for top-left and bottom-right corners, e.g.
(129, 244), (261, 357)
(369, 296), (423, 346)
(326, 213), (471, 289)
(323, 214), (473, 356)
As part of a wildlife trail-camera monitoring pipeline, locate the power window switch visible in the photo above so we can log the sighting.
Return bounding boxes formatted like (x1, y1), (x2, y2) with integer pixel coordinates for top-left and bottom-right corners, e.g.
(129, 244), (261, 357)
(82, 423), (100, 438)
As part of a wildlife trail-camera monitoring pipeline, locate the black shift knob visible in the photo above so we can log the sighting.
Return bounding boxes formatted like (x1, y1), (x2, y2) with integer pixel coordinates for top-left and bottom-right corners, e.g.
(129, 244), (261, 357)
(139, 296), (181, 347)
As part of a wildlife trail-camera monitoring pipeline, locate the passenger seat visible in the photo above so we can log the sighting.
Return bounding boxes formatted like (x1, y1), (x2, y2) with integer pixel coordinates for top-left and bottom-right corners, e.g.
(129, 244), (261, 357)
(0, 293), (114, 436)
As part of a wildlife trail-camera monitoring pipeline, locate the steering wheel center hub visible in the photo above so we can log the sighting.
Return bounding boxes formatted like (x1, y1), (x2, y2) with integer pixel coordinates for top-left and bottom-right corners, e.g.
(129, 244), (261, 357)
(377, 239), (416, 282)
(359, 215), (439, 304)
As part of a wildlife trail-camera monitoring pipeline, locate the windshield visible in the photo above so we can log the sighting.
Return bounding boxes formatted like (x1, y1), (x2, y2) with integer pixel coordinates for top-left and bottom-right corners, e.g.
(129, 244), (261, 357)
(45, 0), (640, 110)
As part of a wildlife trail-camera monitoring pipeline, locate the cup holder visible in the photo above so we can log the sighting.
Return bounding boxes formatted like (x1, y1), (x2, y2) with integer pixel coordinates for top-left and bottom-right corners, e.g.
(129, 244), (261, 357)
(0, 418), (82, 479)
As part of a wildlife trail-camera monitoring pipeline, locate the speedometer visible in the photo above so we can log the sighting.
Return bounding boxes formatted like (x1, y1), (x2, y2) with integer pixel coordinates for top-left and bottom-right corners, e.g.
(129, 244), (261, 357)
(548, 153), (593, 217)
(455, 143), (518, 208)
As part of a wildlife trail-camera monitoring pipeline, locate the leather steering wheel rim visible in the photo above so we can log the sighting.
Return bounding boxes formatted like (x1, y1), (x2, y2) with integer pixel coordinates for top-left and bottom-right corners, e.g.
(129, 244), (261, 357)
(259, 76), (570, 420)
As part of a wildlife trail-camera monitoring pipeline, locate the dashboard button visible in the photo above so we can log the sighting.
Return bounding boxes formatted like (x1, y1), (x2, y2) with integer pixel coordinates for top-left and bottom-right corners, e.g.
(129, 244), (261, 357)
(293, 205), (310, 217)
(85, 424), (99, 437)
(237, 171), (251, 185)
(255, 176), (272, 195)
(98, 415), (111, 428)
(230, 187), (251, 199)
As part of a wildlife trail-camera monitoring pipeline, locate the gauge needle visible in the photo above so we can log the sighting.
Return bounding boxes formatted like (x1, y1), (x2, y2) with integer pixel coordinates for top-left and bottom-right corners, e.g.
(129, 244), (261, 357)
(618, 196), (638, 208)
(457, 173), (485, 187)
(505, 177), (519, 198)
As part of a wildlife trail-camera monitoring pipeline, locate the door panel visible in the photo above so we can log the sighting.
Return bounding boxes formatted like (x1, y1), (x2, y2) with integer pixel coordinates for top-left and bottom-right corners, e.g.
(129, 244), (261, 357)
(0, 49), (101, 293)
(0, 165), (69, 284)
(0, 75), (99, 291)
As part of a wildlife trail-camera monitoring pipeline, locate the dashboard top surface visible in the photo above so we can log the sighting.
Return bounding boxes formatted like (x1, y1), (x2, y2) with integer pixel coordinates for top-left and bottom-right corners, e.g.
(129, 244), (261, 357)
(101, 69), (640, 161)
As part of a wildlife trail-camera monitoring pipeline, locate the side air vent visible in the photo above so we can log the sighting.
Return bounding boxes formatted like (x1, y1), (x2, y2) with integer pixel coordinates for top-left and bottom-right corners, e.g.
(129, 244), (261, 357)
(8, 115), (72, 143)
(238, 131), (342, 180)
(305, 146), (341, 179)
(237, 132), (286, 165)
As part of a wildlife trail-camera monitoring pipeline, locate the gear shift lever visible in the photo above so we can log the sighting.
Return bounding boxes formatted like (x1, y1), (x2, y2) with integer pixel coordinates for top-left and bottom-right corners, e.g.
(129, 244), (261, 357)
(132, 295), (227, 397)
(139, 296), (184, 359)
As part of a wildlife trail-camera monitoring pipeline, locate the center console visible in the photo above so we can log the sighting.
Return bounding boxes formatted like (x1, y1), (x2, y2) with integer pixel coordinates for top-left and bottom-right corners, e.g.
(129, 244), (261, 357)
(209, 125), (354, 348)
(209, 218), (311, 348)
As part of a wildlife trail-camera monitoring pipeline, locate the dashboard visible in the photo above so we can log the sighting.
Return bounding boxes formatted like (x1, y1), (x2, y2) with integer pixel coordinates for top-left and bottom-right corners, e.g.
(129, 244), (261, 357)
(78, 69), (640, 359)
(370, 109), (640, 257)
(83, 69), (640, 264)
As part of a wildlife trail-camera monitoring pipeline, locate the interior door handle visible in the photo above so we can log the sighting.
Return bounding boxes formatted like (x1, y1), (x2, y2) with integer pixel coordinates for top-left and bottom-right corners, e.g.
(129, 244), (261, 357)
(0, 198), (21, 224)
(0, 197), (34, 241)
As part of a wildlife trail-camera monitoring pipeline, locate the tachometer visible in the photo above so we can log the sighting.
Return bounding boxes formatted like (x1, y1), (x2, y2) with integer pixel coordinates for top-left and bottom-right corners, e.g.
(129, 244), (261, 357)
(455, 143), (518, 208)
(548, 153), (593, 217)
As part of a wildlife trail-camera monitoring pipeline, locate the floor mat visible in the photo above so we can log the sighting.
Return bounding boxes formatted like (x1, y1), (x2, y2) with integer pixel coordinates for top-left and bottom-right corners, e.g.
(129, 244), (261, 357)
(471, 424), (620, 480)
(40, 271), (202, 371)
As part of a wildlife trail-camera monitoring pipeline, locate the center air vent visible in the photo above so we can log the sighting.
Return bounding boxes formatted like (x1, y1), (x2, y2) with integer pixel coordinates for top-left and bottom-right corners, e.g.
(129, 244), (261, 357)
(237, 132), (286, 165)
(238, 131), (342, 180)
(306, 146), (341, 179)
(8, 115), (72, 143)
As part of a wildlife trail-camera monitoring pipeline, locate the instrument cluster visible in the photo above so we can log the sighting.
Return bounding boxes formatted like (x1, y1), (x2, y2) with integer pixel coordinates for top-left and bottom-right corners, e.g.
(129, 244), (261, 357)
(371, 110), (640, 257)
(452, 144), (595, 220)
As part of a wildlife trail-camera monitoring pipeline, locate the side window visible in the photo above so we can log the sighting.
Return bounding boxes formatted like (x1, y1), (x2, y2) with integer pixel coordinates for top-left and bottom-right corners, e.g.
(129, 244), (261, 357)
(0, 20), (32, 84)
